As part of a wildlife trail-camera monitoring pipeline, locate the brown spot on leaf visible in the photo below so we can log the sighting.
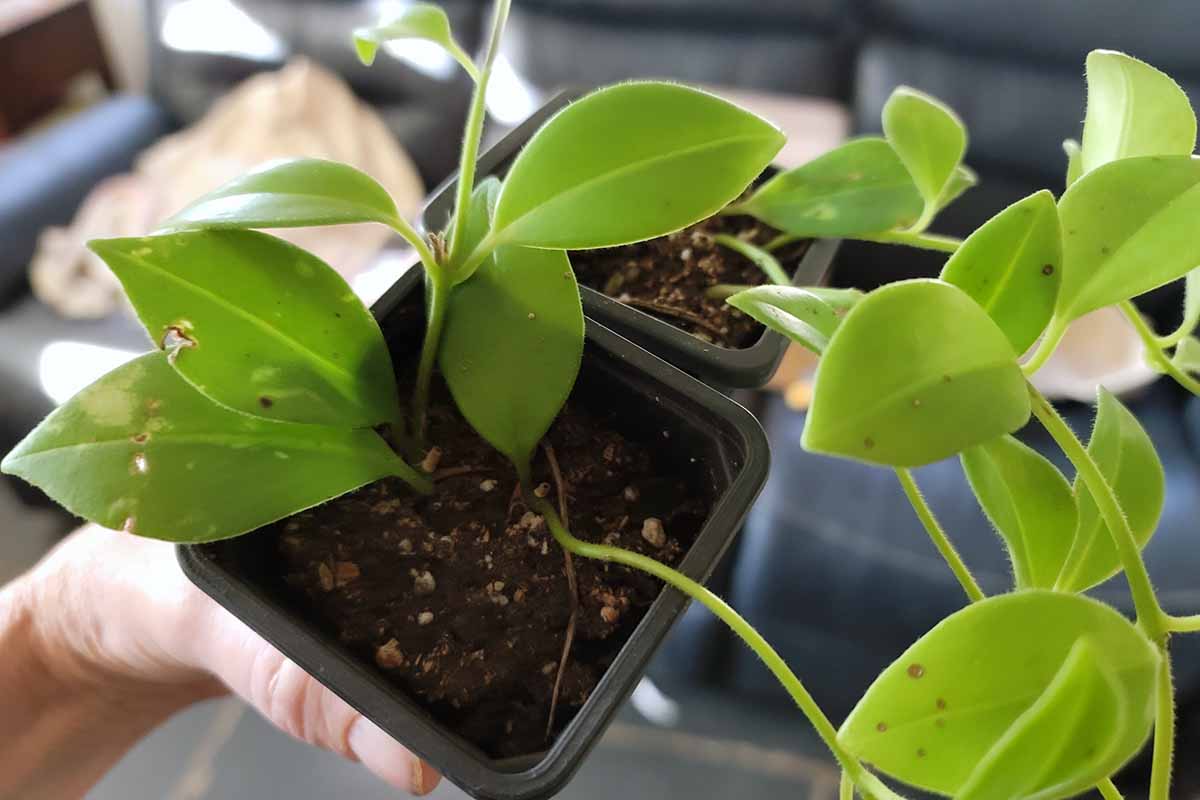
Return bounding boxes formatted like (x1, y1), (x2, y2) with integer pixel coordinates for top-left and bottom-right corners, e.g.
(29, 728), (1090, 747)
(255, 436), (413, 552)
(259, 396), (274, 408)
(1041, 264), (1055, 276)
(907, 663), (925, 679)
(876, 722), (888, 732)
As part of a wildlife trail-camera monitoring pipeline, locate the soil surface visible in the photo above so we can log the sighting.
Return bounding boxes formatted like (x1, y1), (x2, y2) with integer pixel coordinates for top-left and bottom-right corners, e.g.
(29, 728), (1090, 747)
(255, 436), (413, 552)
(256, 380), (711, 759)
(571, 213), (810, 348)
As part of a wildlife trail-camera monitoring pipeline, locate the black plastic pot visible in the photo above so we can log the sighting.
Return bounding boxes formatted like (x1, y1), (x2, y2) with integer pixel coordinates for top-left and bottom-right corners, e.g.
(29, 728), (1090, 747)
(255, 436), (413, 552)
(177, 266), (770, 800)
(421, 88), (841, 389)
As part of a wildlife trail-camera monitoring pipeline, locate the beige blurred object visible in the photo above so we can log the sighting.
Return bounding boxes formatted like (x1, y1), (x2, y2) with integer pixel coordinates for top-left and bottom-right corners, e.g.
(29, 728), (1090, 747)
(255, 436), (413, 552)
(1028, 306), (1160, 402)
(705, 86), (851, 169)
(31, 58), (425, 318)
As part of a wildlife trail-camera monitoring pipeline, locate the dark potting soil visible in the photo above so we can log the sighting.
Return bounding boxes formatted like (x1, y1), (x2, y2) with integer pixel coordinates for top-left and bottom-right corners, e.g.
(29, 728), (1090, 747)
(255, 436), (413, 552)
(570, 213), (810, 349)
(243, 380), (711, 759)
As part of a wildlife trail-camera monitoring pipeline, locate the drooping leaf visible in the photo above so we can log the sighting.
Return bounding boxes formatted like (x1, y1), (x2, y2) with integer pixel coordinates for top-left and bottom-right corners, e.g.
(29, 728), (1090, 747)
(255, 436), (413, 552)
(726, 286), (860, 355)
(961, 435), (1076, 589)
(1079, 50), (1196, 176)
(1055, 155), (1200, 322)
(935, 163), (978, 212)
(1173, 335), (1200, 373)
(491, 82), (784, 250)
(1057, 388), (1164, 593)
(956, 638), (1130, 800)
(0, 353), (424, 543)
(803, 279), (1030, 467)
(353, 4), (479, 81)
(159, 159), (407, 232)
(440, 245), (584, 472)
(1063, 139), (1083, 188)
(940, 191), (1062, 354)
(839, 591), (1159, 799)
(736, 137), (922, 238)
(89, 230), (398, 428)
(881, 87), (967, 230)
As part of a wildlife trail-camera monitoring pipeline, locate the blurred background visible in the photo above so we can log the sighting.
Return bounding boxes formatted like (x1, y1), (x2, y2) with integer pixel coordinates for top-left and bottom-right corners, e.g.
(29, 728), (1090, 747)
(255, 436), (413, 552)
(2, 1), (1200, 798)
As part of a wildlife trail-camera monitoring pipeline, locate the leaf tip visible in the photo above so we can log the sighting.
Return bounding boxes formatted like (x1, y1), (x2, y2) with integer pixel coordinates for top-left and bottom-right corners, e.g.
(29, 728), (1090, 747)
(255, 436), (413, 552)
(352, 33), (379, 66)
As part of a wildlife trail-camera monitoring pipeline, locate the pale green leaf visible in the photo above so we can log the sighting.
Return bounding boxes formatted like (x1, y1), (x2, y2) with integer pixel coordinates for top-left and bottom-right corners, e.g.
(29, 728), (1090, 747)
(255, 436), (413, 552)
(736, 137), (922, 237)
(1173, 335), (1200, 373)
(839, 591), (1159, 798)
(440, 245), (583, 472)
(940, 190), (1062, 354)
(881, 87), (967, 230)
(89, 230), (398, 428)
(803, 279), (1030, 467)
(0, 353), (423, 543)
(935, 163), (978, 212)
(726, 286), (859, 355)
(448, 176), (502, 282)
(491, 82), (784, 250)
(961, 435), (1076, 589)
(1063, 139), (1083, 188)
(160, 159), (405, 232)
(1080, 50), (1196, 176)
(1057, 388), (1164, 593)
(1056, 155), (1200, 322)
(353, 4), (478, 81)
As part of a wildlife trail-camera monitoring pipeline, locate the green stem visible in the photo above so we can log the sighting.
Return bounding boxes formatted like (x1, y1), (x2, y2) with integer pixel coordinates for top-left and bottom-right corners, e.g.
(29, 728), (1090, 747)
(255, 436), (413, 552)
(412, 270), (450, 445)
(1167, 614), (1200, 633)
(1021, 316), (1069, 376)
(1026, 382), (1168, 639)
(388, 218), (437, 269)
(705, 283), (754, 301)
(840, 770), (855, 800)
(1119, 300), (1200, 396)
(765, 232), (802, 252)
(712, 233), (791, 286)
(531, 496), (907, 800)
(1098, 778), (1124, 800)
(1150, 652), (1175, 800)
(446, 0), (511, 267)
(894, 469), (985, 603)
(392, 455), (434, 495)
(857, 231), (962, 253)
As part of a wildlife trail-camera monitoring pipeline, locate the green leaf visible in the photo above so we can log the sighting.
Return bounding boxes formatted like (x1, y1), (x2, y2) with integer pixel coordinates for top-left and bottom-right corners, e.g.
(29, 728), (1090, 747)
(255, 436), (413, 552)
(440, 245), (584, 472)
(881, 87), (967, 230)
(940, 191), (1062, 355)
(935, 163), (978, 212)
(961, 435), (1076, 589)
(1056, 155), (1200, 322)
(1057, 388), (1164, 593)
(839, 591), (1159, 799)
(448, 176), (502, 282)
(89, 230), (398, 428)
(1063, 139), (1083, 188)
(491, 82), (784, 250)
(1173, 335), (1200, 373)
(160, 158), (404, 232)
(726, 286), (860, 355)
(353, 4), (479, 81)
(1080, 50), (1196, 176)
(1176, 268), (1200, 343)
(736, 137), (922, 238)
(0, 353), (423, 543)
(803, 279), (1030, 467)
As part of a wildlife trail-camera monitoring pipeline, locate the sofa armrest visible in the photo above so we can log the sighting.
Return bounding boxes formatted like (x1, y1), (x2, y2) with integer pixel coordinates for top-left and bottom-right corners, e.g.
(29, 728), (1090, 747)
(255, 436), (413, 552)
(0, 94), (172, 301)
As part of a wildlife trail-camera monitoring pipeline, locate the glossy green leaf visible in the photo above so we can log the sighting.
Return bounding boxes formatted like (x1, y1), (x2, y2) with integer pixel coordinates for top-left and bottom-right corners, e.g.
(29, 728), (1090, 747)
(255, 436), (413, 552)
(160, 158), (405, 232)
(803, 280), (1030, 467)
(1057, 388), (1164, 593)
(1173, 335), (1200, 373)
(89, 230), (398, 428)
(353, 4), (478, 81)
(881, 87), (967, 229)
(1080, 50), (1196, 176)
(961, 435), (1076, 589)
(1056, 155), (1200, 322)
(440, 245), (583, 472)
(491, 82), (784, 250)
(1063, 139), (1083, 188)
(448, 176), (502, 282)
(839, 591), (1159, 799)
(736, 138), (922, 237)
(726, 286), (858, 355)
(0, 353), (423, 543)
(940, 190), (1062, 354)
(935, 163), (978, 212)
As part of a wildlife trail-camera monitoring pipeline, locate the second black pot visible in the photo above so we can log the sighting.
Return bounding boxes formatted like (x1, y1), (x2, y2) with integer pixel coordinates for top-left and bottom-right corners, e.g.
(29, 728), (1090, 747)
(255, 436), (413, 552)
(422, 88), (841, 390)
(178, 265), (770, 800)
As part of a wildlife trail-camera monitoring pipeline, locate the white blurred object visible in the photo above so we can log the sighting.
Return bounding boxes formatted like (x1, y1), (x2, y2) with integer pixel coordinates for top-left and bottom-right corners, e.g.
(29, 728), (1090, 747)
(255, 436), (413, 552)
(39, 342), (140, 405)
(160, 0), (286, 60)
(1028, 306), (1160, 402)
(485, 55), (542, 126)
(629, 677), (681, 727)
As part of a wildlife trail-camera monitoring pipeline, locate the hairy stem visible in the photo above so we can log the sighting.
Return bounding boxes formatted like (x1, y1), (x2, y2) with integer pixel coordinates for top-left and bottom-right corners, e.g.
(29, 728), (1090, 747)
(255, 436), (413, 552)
(840, 770), (855, 800)
(388, 218), (437, 269)
(1167, 614), (1200, 633)
(412, 271), (450, 445)
(1026, 382), (1167, 638)
(1021, 316), (1069, 376)
(1119, 300), (1200, 396)
(712, 233), (791, 285)
(857, 230), (962, 253)
(446, 0), (511, 267)
(1098, 778), (1125, 800)
(894, 469), (985, 603)
(1150, 653), (1175, 800)
(531, 496), (907, 800)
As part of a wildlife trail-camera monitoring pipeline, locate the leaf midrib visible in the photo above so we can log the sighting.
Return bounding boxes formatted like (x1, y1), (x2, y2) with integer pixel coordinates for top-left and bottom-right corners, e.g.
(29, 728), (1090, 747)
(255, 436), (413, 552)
(9, 431), (396, 465)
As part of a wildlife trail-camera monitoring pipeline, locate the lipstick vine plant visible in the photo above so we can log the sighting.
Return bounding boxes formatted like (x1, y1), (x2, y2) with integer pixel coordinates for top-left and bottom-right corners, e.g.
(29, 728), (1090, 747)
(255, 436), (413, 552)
(3, 2), (1199, 795)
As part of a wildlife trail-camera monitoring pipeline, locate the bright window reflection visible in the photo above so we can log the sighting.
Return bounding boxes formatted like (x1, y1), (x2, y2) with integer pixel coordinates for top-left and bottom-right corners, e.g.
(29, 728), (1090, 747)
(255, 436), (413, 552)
(39, 342), (141, 406)
(160, 0), (286, 60)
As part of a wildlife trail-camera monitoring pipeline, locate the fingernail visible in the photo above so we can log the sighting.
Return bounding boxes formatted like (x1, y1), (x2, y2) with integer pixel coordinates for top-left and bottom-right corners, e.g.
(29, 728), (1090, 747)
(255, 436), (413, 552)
(347, 716), (418, 790)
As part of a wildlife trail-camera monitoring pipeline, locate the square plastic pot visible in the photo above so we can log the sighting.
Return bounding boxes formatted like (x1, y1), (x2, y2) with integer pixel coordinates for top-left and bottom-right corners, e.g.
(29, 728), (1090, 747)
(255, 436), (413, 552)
(421, 88), (840, 389)
(178, 265), (770, 800)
